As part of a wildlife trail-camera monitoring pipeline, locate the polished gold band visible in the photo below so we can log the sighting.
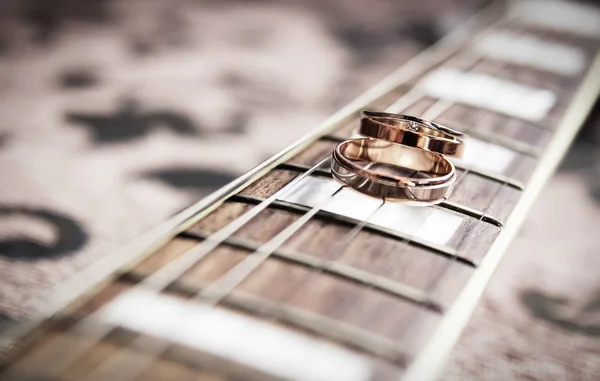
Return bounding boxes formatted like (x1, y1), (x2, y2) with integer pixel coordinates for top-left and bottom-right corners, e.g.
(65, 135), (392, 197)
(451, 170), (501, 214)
(358, 111), (464, 158)
(331, 138), (456, 204)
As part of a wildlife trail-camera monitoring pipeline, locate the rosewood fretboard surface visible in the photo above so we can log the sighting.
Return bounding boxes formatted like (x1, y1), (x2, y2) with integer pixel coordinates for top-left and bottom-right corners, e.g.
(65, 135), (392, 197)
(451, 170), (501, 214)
(2, 2), (600, 381)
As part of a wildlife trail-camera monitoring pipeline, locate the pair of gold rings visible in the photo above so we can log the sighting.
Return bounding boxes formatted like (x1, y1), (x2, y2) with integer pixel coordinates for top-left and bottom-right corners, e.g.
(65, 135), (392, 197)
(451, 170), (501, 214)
(331, 111), (465, 205)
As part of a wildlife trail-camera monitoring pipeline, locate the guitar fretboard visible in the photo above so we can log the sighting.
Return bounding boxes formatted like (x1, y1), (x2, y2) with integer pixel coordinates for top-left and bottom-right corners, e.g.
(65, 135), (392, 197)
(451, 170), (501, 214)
(2, 1), (600, 381)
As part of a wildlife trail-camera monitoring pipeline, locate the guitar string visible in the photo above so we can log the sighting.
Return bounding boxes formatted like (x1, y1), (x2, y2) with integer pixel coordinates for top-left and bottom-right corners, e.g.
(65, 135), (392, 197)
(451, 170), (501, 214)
(79, 186), (350, 381)
(415, 55), (515, 288)
(76, 90), (461, 381)
(395, 49), (553, 348)
(78, 53), (499, 380)
(400, 22), (577, 347)
(68, 23), (586, 380)
(77, 164), (382, 380)
(391, 170), (523, 356)
(78, 183), (392, 380)
(4, 24), (530, 379)
(0, 20), (580, 380)
(282, 51), (527, 353)
(11, 85), (419, 379)
(267, 88), (479, 322)
(267, 22), (544, 363)
(0, 157), (333, 380)
(304, 28), (565, 361)
(183, 52), (490, 320)
(365, 52), (502, 281)
(42, 63), (484, 381)
(274, 65), (494, 344)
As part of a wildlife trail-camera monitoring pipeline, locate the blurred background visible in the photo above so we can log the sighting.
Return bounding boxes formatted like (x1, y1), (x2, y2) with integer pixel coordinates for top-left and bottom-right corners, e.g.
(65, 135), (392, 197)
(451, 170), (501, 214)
(0, 0), (599, 379)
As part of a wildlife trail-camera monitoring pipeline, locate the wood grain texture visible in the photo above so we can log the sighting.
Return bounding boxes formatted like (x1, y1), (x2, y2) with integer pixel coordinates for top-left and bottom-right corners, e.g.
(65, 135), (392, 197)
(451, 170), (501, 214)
(285, 139), (525, 221)
(2, 8), (599, 381)
(186, 204), (477, 300)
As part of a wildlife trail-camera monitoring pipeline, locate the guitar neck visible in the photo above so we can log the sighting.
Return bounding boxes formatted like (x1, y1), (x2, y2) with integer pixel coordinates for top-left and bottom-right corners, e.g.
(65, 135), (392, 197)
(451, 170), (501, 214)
(2, 1), (600, 381)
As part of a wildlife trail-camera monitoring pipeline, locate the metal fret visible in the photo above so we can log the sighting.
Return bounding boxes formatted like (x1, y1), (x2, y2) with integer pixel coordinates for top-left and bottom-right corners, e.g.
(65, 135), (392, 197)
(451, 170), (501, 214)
(227, 194), (473, 266)
(179, 230), (445, 313)
(440, 201), (502, 228)
(403, 46), (600, 381)
(279, 163), (506, 226)
(277, 162), (332, 178)
(318, 136), (525, 190)
(453, 163), (524, 190)
(199, 185), (344, 305)
(2, 1), (598, 380)
(214, 290), (409, 367)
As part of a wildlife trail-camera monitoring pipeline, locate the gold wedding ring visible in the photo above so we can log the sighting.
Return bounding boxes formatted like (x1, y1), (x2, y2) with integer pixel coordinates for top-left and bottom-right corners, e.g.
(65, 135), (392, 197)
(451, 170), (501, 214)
(359, 111), (464, 158)
(331, 138), (456, 204)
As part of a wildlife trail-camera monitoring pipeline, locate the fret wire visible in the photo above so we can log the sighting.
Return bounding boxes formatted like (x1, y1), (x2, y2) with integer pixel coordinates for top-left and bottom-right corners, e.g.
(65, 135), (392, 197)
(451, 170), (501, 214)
(251, 55), (509, 344)
(396, 148), (527, 344)
(297, 143), (525, 190)
(12, 157), (333, 380)
(225, 195), (470, 263)
(413, 107), (531, 320)
(335, 57), (518, 341)
(267, 165), (503, 226)
(227, 76), (497, 363)
(75, 82), (459, 378)
(132, 277), (410, 367)
(236, 55), (525, 366)
(81, 187), (349, 381)
(4, 25), (540, 378)
(177, 230), (444, 312)
(390, 163), (515, 352)
(139, 157), (332, 292)
(199, 185), (345, 305)
(396, 76), (542, 350)
(2, 12), (593, 381)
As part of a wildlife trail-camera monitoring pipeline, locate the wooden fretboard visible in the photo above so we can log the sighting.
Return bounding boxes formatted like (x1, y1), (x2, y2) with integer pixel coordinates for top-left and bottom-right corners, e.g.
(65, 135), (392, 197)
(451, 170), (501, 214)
(2, 1), (600, 380)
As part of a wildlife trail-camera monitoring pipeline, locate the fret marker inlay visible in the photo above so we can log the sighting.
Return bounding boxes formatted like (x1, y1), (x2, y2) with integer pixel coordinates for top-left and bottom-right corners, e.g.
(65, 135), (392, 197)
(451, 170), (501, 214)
(510, 0), (600, 37)
(476, 31), (586, 76)
(98, 289), (372, 381)
(452, 137), (516, 175)
(421, 68), (556, 122)
(280, 177), (464, 247)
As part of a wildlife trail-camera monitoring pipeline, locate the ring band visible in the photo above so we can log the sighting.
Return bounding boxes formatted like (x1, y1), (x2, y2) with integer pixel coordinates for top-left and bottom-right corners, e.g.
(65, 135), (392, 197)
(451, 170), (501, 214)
(358, 111), (464, 158)
(331, 138), (456, 204)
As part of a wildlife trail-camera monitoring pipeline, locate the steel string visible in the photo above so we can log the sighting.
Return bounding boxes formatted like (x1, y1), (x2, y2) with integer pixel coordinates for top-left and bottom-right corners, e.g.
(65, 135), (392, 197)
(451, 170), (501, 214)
(82, 53), (514, 379)
(0, 157), (333, 380)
